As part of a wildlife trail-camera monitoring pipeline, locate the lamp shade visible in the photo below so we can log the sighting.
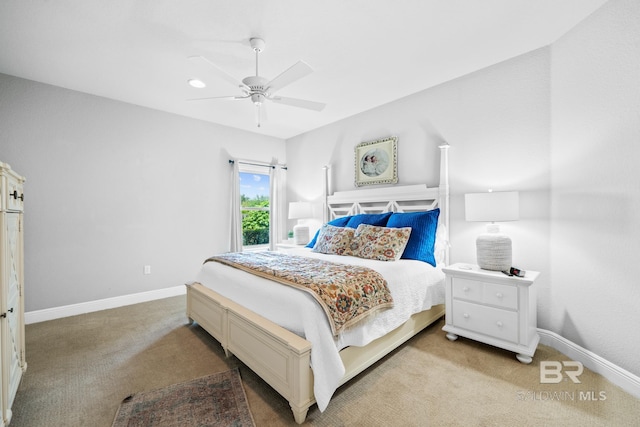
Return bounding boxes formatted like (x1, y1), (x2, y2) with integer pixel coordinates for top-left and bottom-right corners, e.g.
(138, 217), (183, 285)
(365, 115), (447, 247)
(288, 201), (312, 220)
(465, 191), (519, 222)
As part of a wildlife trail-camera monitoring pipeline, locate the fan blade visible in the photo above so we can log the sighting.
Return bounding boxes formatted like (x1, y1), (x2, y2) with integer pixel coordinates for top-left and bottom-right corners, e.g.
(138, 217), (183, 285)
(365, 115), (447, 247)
(266, 60), (313, 93)
(270, 96), (326, 111)
(188, 95), (248, 101)
(189, 55), (250, 91)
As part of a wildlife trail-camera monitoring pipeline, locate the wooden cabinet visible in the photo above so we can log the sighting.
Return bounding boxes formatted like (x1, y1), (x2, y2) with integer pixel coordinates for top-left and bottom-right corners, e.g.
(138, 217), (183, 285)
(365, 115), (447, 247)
(442, 263), (540, 364)
(0, 162), (26, 426)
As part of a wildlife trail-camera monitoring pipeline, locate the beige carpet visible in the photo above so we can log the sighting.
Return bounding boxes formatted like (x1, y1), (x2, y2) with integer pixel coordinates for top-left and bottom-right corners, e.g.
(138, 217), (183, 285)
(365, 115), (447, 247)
(10, 296), (640, 426)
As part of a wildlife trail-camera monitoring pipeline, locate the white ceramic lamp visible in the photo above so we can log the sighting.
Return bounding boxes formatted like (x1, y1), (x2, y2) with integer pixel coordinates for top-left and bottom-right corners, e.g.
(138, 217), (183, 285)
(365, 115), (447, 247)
(465, 191), (519, 271)
(288, 202), (313, 245)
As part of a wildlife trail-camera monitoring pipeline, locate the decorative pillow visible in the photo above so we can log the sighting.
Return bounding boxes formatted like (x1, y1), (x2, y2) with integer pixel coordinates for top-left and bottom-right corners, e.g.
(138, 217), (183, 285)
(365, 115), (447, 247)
(347, 224), (412, 262)
(386, 209), (440, 266)
(306, 216), (352, 248)
(345, 212), (393, 229)
(311, 224), (356, 255)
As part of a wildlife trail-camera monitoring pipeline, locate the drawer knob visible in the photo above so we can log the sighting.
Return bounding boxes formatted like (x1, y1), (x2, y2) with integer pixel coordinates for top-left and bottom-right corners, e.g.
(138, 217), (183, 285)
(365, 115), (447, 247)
(496, 292), (503, 298)
(9, 190), (24, 201)
(496, 321), (503, 328)
(463, 313), (470, 319)
(462, 287), (469, 292)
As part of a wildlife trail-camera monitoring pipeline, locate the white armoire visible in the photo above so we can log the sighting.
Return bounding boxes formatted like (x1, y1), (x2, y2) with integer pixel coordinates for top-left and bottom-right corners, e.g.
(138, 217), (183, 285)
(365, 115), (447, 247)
(0, 162), (26, 426)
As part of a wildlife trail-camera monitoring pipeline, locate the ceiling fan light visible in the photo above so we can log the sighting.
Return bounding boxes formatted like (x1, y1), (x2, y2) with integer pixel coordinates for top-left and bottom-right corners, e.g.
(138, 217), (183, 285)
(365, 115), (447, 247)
(187, 79), (206, 88)
(251, 93), (265, 105)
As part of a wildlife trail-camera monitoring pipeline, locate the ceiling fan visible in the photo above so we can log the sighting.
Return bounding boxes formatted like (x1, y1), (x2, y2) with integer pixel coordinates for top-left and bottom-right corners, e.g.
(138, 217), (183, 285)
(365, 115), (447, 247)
(188, 37), (326, 127)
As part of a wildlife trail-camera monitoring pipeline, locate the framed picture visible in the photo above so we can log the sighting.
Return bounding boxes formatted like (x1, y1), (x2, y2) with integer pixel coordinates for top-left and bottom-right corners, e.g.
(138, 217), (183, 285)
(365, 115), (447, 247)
(355, 136), (398, 187)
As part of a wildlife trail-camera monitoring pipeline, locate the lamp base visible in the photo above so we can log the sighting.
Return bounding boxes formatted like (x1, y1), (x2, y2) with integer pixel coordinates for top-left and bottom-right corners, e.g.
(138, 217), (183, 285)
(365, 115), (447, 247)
(293, 224), (310, 245)
(476, 233), (512, 271)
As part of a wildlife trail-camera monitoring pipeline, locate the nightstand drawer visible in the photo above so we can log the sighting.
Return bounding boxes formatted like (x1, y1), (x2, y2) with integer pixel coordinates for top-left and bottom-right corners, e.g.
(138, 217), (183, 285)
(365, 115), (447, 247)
(483, 282), (518, 310)
(452, 278), (483, 303)
(452, 278), (517, 310)
(452, 300), (518, 343)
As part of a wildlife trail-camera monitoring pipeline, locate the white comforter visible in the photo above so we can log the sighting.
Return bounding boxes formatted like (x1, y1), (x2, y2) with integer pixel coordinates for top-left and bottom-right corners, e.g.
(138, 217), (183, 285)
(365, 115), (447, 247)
(195, 247), (445, 411)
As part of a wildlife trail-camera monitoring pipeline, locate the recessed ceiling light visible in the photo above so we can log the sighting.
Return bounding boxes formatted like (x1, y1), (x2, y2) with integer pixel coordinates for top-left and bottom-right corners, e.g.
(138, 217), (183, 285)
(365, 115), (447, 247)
(188, 79), (206, 88)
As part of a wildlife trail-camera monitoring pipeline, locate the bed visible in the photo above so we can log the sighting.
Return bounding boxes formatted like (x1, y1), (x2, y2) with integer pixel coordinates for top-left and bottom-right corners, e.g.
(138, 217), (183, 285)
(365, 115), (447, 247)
(186, 145), (450, 423)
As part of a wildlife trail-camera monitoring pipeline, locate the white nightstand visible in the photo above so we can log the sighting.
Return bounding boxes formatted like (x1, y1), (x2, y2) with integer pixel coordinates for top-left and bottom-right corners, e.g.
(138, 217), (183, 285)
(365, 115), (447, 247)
(276, 242), (306, 252)
(442, 263), (540, 364)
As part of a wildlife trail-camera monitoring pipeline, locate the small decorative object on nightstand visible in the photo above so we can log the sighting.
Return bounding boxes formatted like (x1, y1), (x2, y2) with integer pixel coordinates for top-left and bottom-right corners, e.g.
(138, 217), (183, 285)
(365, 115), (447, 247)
(289, 201), (313, 245)
(465, 191), (519, 271)
(442, 263), (540, 364)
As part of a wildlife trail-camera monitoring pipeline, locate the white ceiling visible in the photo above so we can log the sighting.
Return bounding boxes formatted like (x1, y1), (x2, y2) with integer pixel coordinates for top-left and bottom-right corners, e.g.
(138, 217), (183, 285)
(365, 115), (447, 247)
(0, 0), (607, 140)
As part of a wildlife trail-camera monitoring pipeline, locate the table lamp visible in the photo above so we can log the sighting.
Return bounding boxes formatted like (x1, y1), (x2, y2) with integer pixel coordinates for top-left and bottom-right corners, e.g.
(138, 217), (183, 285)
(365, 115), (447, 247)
(289, 202), (313, 245)
(465, 191), (519, 271)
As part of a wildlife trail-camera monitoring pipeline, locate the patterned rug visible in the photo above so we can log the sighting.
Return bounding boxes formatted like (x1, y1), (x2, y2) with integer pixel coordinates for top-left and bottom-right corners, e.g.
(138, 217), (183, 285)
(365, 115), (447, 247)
(111, 368), (255, 427)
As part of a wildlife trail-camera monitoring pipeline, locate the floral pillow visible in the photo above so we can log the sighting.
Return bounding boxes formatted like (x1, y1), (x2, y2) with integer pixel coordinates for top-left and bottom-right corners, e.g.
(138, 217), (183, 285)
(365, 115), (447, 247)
(306, 215), (352, 248)
(312, 224), (356, 255)
(348, 224), (412, 261)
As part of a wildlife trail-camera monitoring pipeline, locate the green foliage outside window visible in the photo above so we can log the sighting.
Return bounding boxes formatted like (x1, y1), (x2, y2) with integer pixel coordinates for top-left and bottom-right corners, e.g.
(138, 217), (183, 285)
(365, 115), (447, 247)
(242, 195), (270, 246)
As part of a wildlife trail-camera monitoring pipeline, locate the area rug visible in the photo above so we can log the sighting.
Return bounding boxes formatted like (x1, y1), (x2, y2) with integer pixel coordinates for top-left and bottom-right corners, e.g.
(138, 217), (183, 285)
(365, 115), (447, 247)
(112, 368), (255, 427)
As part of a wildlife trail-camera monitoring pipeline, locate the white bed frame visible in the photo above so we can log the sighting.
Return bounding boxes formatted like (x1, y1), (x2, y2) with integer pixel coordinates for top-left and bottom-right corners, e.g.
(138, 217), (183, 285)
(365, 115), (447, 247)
(186, 145), (450, 423)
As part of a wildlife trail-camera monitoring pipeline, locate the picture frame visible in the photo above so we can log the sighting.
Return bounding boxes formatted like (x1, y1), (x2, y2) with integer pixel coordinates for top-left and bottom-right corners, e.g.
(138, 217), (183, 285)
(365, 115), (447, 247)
(354, 136), (398, 187)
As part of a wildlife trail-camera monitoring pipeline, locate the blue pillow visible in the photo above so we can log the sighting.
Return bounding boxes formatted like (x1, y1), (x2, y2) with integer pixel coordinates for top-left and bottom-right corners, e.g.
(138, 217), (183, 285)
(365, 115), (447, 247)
(345, 212), (392, 229)
(306, 216), (352, 248)
(386, 209), (440, 266)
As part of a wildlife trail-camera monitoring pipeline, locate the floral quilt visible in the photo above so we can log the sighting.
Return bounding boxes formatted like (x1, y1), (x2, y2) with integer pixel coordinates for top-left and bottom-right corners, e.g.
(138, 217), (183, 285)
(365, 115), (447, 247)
(205, 251), (394, 336)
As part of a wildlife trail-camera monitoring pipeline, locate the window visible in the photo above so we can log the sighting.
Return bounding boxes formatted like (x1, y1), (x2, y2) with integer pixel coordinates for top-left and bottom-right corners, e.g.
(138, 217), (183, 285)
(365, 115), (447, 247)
(239, 169), (270, 248)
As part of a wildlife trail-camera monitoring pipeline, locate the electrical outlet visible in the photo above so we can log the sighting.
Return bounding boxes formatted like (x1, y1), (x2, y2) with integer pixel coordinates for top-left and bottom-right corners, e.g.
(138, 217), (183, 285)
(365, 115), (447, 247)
(144, 265), (151, 275)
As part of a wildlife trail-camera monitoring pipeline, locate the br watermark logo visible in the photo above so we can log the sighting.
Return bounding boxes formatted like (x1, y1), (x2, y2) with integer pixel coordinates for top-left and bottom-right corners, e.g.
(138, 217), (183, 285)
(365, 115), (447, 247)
(540, 361), (583, 383)
(516, 360), (607, 401)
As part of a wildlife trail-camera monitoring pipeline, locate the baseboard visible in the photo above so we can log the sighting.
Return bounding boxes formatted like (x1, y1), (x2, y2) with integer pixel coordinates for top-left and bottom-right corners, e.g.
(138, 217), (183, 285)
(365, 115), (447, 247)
(25, 285), (186, 325)
(538, 328), (640, 399)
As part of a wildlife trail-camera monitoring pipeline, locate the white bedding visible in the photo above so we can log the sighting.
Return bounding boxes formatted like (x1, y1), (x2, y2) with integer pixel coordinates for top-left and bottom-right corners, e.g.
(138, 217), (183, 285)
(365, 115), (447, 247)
(195, 247), (445, 411)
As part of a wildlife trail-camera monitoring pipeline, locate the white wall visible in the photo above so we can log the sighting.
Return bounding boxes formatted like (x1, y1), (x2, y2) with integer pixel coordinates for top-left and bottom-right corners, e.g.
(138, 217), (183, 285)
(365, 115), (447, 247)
(550, 0), (640, 376)
(286, 48), (551, 328)
(286, 0), (640, 379)
(0, 73), (285, 312)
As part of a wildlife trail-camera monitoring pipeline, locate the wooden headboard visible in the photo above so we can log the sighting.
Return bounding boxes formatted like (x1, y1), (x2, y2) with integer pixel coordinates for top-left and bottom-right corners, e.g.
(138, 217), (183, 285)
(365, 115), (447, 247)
(323, 144), (450, 263)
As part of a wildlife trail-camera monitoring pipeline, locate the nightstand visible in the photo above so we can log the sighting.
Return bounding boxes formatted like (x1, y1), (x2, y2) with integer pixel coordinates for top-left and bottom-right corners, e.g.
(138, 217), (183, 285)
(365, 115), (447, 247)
(442, 263), (540, 364)
(276, 242), (306, 252)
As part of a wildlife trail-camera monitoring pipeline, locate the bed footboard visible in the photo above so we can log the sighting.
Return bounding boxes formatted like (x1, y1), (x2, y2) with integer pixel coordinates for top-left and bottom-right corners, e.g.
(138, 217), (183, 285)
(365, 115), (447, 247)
(186, 282), (314, 423)
(186, 282), (443, 424)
